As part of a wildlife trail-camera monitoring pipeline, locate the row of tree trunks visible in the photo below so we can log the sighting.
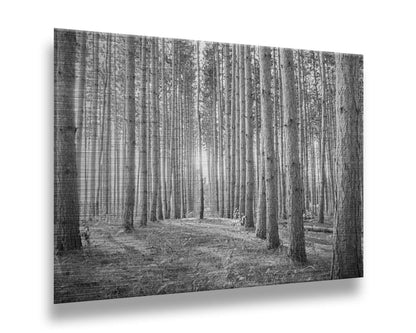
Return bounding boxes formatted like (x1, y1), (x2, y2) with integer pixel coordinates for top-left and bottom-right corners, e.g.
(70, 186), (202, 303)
(55, 32), (363, 278)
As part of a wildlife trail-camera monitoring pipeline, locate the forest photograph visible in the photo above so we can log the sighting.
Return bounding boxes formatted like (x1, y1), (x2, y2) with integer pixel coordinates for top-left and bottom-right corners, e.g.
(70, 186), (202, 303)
(54, 28), (363, 304)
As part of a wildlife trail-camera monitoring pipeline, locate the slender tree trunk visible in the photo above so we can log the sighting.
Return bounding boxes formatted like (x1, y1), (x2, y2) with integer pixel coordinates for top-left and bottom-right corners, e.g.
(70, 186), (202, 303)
(224, 44), (231, 218)
(138, 37), (148, 226)
(89, 33), (99, 217)
(160, 39), (168, 219)
(156, 44), (164, 221)
(296, 50), (306, 212)
(280, 48), (306, 262)
(123, 36), (136, 232)
(255, 88), (261, 198)
(331, 53), (363, 279)
(147, 76), (152, 218)
(318, 52), (327, 224)
(75, 31), (87, 215)
(215, 45), (224, 217)
(104, 35), (112, 215)
(278, 50), (287, 219)
(223, 44), (232, 218)
(150, 38), (160, 221)
(255, 134), (266, 239)
(212, 49), (219, 214)
(300, 51), (310, 214)
(178, 60), (185, 217)
(196, 42), (204, 219)
(171, 40), (181, 219)
(239, 45), (246, 219)
(244, 45), (255, 228)
(234, 49), (240, 216)
(54, 29), (82, 251)
(97, 67), (107, 215)
(230, 45), (236, 216)
(272, 49), (282, 219)
(83, 93), (89, 217)
(113, 42), (119, 216)
(311, 136), (317, 215)
(259, 46), (279, 249)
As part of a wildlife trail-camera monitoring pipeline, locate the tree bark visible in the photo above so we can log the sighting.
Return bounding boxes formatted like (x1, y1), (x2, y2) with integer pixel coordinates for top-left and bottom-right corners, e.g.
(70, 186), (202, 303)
(150, 38), (160, 221)
(224, 44), (231, 218)
(238, 45), (246, 219)
(277, 50), (288, 219)
(123, 36), (136, 232)
(331, 53), (363, 279)
(89, 33), (99, 217)
(215, 44), (224, 217)
(171, 40), (181, 219)
(272, 49), (282, 219)
(160, 39), (168, 219)
(196, 42), (204, 219)
(244, 45), (255, 228)
(75, 31), (87, 215)
(54, 29), (82, 251)
(280, 48), (306, 262)
(259, 46), (279, 249)
(255, 135), (266, 239)
(234, 48), (240, 217)
(318, 52), (327, 224)
(104, 34), (112, 215)
(230, 45), (237, 216)
(138, 37), (148, 226)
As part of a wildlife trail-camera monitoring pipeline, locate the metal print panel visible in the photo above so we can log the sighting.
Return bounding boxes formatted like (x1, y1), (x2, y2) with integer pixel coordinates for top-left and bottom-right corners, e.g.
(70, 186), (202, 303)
(54, 28), (363, 304)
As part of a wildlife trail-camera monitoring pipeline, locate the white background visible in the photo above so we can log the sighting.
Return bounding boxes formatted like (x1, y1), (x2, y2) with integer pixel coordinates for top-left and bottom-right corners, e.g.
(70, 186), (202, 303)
(1, 0), (415, 332)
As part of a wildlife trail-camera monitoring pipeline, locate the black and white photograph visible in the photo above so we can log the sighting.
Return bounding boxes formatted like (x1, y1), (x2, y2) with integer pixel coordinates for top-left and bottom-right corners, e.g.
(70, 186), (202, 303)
(54, 28), (363, 304)
(3, 0), (416, 332)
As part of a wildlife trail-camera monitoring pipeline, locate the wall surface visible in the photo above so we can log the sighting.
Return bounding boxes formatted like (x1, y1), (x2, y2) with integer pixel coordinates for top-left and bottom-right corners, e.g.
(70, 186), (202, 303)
(1, 0), (415, 332)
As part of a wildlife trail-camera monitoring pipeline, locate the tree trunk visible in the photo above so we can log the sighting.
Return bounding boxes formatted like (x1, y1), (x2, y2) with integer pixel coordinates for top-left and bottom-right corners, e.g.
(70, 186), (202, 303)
(160, 39), (168, 219)
(318, 52), (327, 224)
(259, 46), (279, 249)
(138, 37), (148, 226)
(244, 45), (255, 228)
(280, 48), (306, 262)
(224, 44), (231, 218)
(239, 45), (246, 219)
(150, 38), (160, 221)
(75, 31), (87, 215)
(230, 45), (237, 216)
(196, 42), (204, 220)
(215, 44), (224, 217)
(331, 53), (363, 279)
(255, 135), (266, 239)
(234, 48), (240, 217)
(54, 29), (82, 251)
(89, 33), (99, 217)
(123, 36), (136, 232)
(212, 49), (219, 214)
(171, 40), (181, 219)
(104, 34), (112, 215)
(272, 49), (282, 219)
(277, 50), (287, 219)
(156, 44), (164, 221)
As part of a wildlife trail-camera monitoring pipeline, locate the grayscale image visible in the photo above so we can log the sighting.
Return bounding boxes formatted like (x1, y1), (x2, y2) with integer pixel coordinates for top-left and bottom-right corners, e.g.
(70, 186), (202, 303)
(54, 28), (363, 304)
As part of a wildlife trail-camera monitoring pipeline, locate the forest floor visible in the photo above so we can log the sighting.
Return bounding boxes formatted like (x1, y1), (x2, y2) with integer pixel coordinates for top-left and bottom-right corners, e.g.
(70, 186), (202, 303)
(54, 215), (334, 304)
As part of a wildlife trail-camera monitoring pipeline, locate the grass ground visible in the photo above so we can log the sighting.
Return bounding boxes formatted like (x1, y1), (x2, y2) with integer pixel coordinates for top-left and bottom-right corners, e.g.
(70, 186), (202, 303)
(54, 215), (333, 304)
